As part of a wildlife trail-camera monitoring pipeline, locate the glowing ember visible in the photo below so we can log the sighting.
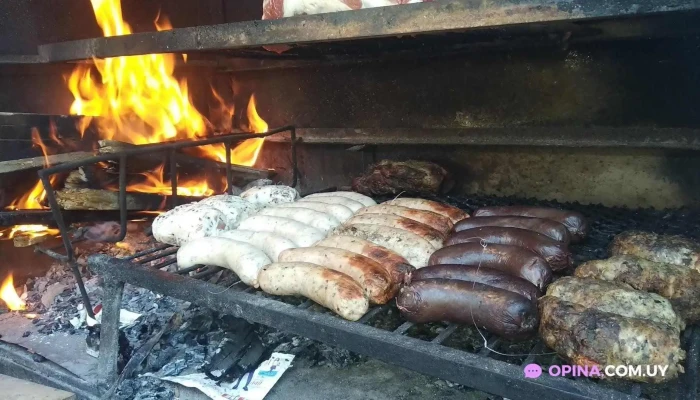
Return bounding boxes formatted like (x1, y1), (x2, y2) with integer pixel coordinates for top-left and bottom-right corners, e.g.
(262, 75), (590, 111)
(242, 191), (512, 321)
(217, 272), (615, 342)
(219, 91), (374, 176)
(0, 275), (26, 311)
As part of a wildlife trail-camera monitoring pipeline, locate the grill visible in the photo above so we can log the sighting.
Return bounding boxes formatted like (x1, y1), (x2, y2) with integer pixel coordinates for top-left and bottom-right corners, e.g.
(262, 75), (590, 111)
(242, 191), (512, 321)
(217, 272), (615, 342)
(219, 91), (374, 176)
(78, 193), (700, 400)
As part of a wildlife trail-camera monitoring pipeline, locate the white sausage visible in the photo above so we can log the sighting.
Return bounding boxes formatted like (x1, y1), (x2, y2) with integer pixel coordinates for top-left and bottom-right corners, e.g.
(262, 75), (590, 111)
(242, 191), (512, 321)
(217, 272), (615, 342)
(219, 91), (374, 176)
(176, 237), (271, 287)
(276, 201), (354, 222)
(258, 262), (369, 321)
(299, 196), (363, 212)
(305, 191), (376, 207)
(239, 216), (325, 247)
(214, 230), (297, 261)
(346, 213), (445, 249)
(241, 185), (299, 207)
(331, 224), (434, 267)
(383, 198), (468, 223)
(152, 204), (227, 246)
(198, 194), (261, 229)
(278, 247), (395, 304)
(256, 207), (341, 233)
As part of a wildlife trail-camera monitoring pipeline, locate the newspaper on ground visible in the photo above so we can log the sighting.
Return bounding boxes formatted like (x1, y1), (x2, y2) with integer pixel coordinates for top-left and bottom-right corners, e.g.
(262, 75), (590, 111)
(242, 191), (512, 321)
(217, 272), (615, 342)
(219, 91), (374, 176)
(147, 352), (294, 400)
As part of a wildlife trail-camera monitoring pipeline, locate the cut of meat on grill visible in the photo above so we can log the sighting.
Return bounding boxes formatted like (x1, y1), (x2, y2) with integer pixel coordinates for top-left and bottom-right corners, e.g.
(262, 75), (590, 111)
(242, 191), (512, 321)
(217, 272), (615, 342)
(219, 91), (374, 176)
(546, 277), (684, 332)
(539, 296), (686, 383)
(576, 255), (700, 323)
(258, 262), (369, 321)
(352, 160), (452, 196)
(610, 231), (700, 273)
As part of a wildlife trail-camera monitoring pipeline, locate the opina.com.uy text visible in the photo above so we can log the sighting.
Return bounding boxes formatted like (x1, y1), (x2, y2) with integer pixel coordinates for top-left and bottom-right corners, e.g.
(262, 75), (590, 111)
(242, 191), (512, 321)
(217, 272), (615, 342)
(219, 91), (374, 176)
(523, 363), (669, 379)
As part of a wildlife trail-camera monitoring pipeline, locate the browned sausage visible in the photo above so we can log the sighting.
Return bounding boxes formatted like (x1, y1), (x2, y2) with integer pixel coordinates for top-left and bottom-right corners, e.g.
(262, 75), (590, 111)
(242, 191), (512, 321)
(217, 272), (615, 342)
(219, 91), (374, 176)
(453, 216), (570, 244)
(397, 279), (538, 340)
(428, 243), (552, 290)
(409, 264), (541, 302)
(473, 206), (588, 243)
(446, 227), (572, 270)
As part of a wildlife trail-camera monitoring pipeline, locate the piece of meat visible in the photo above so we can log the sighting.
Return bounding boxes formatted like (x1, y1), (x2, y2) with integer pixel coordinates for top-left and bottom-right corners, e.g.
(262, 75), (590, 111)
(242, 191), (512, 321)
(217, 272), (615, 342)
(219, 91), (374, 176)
(258, 262), (369, 321)
(256, 206), (341, 233)
(316, 235), (413, 285)
(214, 230), (297, 262)
(576, 255), (700, 323)
(198, 195), (261, 229)
(446, 227), (572, 270)
(332, 223), (435, 267)
(346, 214), (445, 249)
(238, 216), (325, 247)
(299, 196), (363, 212)
(278, 247), (395, 303)
(610, 231), (700, 272)
(240, 185), (299, 207)
(152, 204), (227, 246)
(473, 206), (588, 243)
(276, 201), (354, 222)
(356, 204), (452, 233)
(546, 277), (684, 332)
(409, 265), (541, 303)
(539, 296), (685, 383)
(305, 191), (376, 206)
(428, 243), (552, 290)
(352, 160), (451, 196)
(384, 198), (467, 224)
(454, 216), (570, 244)
(177, 237), (272, 287)
(397, 279), (538, 340)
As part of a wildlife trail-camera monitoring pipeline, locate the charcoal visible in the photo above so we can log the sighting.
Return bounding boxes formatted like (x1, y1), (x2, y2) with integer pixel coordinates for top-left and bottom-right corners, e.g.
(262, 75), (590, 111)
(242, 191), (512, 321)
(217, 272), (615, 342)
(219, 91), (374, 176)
(158, 358), (188, 377)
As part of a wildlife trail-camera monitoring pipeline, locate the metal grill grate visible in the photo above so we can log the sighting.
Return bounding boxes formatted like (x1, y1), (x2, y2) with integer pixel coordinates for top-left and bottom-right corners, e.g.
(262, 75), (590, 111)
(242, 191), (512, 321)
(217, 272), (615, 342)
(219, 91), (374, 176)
(88, 195), (700, 400)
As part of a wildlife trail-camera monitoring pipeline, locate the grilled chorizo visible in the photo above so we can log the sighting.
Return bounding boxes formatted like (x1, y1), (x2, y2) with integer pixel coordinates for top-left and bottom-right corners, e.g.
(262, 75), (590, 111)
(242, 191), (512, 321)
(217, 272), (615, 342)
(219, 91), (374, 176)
(397, 279), (538, 340)
(409, 264), (541, 302)
(384, 198), (468, 224)
(453, 216), (570, 244)
(346, 213), (445, 249)
(356, 204), (453, 234)
(446, 227), (572, 270)
(473, 206), (588, 243)
(428, 243), (552, 290)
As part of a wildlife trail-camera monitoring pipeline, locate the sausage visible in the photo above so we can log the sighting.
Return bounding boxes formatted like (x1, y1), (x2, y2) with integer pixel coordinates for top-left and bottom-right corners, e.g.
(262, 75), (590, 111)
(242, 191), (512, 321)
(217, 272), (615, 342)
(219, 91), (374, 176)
(453, 216), (570, 244)
(316, 235), (414, 285)
(257, 207), (341, 233)
(240, 185), (299, 207)
(214, 230), (297, 262)
(332, 224), (435, 267)
(238, 216), (325, 247)
(258, 262), (369, 321)
(356, 204), (453, 234)
(305, 191), (376, 207)
(409, 265), (541, 302)
(384, 198), (468, 224)
(278, 247), (395, 304)
(473, 206), (588, 243)
(300, 196), (363, 212)
(446, 227), (572, 270)
(177, 237), (272, 287)
(276, 201), (354, 222)
(152, 204), (227, 246)
(428, 243), (552, 290)
(610, 231), (700, 272)
(396, 279), (538, 340)
(198, 195), (261, 229)
(346, 214), (445, 249)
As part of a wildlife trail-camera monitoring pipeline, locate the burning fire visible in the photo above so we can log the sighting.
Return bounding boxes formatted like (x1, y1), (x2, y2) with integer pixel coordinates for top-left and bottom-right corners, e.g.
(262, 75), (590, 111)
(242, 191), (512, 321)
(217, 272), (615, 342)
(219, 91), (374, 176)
(121, 164), (224, 197)
(0, 274), (26, 311)
(67, 0), (267, 169)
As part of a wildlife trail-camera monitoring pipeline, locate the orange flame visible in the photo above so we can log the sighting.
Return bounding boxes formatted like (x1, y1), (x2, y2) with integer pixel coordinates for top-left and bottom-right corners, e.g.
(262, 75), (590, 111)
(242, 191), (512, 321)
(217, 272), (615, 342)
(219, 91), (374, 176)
(0, 275), (26, 311)
(121, 164), (224, 197)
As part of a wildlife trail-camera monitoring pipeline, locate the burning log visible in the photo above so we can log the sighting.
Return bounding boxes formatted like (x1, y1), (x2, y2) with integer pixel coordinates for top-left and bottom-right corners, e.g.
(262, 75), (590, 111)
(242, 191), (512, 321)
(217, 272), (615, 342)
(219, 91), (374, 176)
(0, 151), (95, 175)
(0, 210), (160, 227)
(54, 188), (191, 211)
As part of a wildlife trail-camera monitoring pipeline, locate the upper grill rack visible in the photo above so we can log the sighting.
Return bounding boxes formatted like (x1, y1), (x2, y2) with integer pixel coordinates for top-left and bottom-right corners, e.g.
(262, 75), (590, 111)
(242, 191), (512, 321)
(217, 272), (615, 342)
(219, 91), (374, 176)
(95, 195), (700, 400)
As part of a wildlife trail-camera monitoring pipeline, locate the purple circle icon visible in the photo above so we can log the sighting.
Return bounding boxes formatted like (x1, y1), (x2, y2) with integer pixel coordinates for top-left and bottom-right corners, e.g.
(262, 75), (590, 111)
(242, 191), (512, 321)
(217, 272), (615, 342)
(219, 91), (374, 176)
(523, 363), (543, 379)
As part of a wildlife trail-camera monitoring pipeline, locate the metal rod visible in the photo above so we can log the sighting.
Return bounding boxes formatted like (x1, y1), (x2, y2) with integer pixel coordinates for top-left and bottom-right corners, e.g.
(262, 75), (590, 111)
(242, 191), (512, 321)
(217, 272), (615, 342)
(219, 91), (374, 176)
(394, 321), (414, 335)
(123, 244), (171, 260)
(169, 149), (178, 209)
(113, 155), (127, 242)
(290, 127), (298, 188)
(432, 324), (459, 344)
(225, 141), (233, 195)
(135, 248), (178, 264)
